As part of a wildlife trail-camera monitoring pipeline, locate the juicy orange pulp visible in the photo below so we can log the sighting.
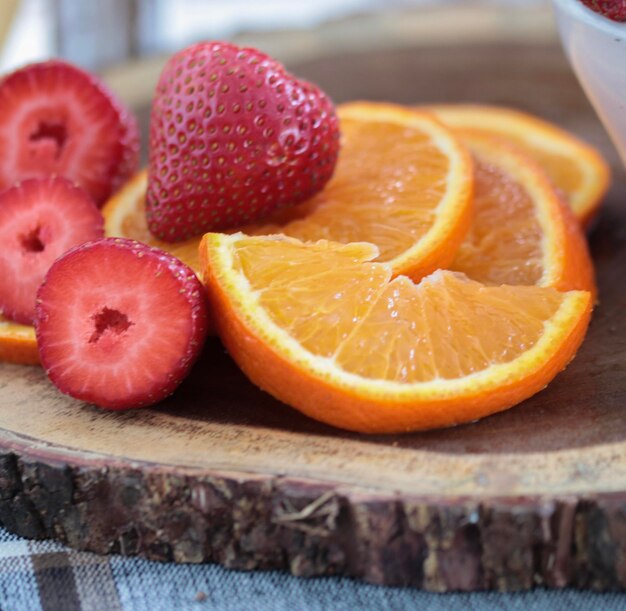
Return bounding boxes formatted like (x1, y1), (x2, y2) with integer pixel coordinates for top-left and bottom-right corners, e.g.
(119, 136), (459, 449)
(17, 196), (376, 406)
(452, 131), (595, 293)
(201, 233), (592, 433)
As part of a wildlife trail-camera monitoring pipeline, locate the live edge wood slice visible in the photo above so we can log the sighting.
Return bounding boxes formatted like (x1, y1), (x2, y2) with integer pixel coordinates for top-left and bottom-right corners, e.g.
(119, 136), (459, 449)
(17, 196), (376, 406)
(1, 38), (626, 592)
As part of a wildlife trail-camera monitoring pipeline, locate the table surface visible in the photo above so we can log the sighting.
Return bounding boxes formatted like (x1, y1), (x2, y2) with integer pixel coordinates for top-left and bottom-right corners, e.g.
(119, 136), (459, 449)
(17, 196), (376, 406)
(4, 3), (626, 607)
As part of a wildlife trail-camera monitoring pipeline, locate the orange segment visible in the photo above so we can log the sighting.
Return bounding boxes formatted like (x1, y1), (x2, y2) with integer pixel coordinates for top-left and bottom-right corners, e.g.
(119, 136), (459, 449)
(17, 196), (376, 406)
(0, 314), (39, 364)
(334, 276), (563, 381)
(200, 232), (592, 434)
(452, 130), (595, 293)
(103, 102), (473, 280)
(235, 239), (389, 356)
(425, 104), (610, 226)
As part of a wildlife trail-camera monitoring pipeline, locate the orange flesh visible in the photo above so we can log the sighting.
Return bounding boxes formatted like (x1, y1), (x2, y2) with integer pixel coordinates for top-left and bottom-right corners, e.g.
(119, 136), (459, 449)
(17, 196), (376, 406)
(236, 240), (390, 357)
(451, 158), (544, 286)
(335, 275), (561, 382)
(232, 238), (566, 384)
(244, 118), (454, 262)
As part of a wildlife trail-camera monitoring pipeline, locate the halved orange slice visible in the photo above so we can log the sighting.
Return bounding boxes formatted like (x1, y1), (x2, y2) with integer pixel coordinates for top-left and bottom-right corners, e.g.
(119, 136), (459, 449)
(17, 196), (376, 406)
(453, 130), (595, 293)
(200, 233), (592, 434)
(425, 104), (610, 226)
(103, 102), (474, 280)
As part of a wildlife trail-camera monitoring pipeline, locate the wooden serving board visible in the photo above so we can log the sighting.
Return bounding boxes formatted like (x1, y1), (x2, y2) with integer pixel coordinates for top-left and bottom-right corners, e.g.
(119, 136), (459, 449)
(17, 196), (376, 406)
(1, 35), (626, 592)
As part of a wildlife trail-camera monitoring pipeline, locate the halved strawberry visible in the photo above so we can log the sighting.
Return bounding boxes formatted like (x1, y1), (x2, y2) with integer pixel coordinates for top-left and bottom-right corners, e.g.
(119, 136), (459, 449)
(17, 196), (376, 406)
(0, 60), (140, 206)
(0, 177), (104, 325)
(35, 238), (209, 410)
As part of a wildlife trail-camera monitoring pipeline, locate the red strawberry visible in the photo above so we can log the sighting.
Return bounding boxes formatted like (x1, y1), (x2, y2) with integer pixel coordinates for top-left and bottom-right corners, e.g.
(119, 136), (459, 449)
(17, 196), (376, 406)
(581, 0), (626, 21)
(0, 177), (104, 325)
(147, 41), (340, 242)
(35, 238), (209, 410)
(0, 60), (140, 206)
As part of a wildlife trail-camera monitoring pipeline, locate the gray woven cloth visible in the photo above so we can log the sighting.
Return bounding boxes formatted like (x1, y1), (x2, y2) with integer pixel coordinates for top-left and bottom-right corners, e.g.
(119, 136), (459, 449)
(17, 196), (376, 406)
(1, 527), (625, 611)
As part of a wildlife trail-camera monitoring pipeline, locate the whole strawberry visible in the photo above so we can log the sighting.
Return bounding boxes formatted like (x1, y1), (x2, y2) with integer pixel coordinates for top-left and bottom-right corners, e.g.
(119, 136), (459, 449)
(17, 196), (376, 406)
(147, 42), (340, 242)
(581, 0), (626, 21)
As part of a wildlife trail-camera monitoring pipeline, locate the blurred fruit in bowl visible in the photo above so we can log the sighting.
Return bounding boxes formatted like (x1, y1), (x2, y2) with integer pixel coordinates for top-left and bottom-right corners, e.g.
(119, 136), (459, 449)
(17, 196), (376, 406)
(580, 0), (626, 22)
(553, 0), (626, 168)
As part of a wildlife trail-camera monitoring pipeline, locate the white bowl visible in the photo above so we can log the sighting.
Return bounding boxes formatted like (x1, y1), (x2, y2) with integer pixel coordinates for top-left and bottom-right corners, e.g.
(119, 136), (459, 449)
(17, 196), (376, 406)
(552, 0), (626, 166)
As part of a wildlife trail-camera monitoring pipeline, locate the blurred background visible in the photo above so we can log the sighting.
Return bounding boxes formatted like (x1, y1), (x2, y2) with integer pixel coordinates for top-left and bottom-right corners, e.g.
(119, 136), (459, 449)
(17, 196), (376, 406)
(1, 0), (551, 72)
(0, 0), (613, 166)
(0, 1), (562, 103)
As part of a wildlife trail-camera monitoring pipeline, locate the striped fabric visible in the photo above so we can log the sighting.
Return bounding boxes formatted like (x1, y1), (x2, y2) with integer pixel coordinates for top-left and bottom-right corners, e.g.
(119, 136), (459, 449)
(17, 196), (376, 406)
(0, 526), (624, 610)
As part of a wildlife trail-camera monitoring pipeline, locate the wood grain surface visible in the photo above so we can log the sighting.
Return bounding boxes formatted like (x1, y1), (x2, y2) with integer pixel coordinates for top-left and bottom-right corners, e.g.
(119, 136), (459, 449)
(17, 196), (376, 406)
(1, 34), (626, 591)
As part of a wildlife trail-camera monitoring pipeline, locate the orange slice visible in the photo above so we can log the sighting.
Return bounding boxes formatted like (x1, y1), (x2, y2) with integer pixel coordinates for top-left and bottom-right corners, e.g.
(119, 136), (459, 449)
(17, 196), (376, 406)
(425, 104), (610, 226)
(200, 233), (592, 434)
(453, 130), (595, 293)
(245, 102), (473, 279)
(103, 102), (474, 280)
(0, 314), (39, 365)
